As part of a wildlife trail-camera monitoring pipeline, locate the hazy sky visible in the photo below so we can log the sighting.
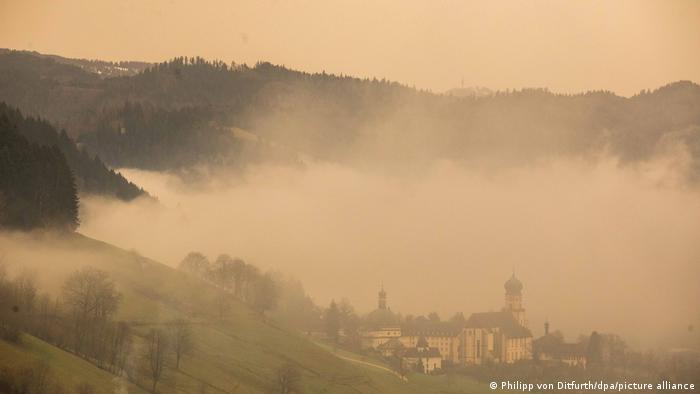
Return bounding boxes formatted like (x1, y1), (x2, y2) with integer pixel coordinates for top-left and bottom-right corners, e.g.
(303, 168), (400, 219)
(1, 0), (699, 95)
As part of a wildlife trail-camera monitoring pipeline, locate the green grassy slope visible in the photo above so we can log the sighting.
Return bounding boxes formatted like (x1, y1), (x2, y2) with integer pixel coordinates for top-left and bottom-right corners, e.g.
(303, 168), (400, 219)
(0, 334), (146, 394)
(0, 231), (489, 393)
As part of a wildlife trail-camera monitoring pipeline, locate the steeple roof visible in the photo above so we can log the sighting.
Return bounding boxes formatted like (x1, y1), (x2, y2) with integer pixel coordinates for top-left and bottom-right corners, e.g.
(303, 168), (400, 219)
(504, 273), (523, 294)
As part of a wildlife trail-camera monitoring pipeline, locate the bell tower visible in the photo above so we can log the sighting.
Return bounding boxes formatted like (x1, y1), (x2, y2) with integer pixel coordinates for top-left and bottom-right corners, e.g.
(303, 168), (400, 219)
(378, 283), (387, 310)
(503, 273), (527, 327)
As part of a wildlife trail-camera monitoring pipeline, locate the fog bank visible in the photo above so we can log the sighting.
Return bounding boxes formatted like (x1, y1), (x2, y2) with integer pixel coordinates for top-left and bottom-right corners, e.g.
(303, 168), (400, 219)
(79, 158), (700, 348)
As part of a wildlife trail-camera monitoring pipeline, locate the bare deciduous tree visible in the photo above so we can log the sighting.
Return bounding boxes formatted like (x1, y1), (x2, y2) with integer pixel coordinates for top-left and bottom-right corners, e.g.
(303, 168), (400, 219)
(168, 319), (193, 370)
(13, 270), (38, 334)
(145, 328), (169, 393)
(242, 265), (260, 302)
(179, 252), (210, 278)
(211, 254), (234, 288)
(36, 292), (52, 340)
(324, 300), (340, 345)
(231, 258), (246, 298)
(253, 273), (278, 315)
(62, 267), (121, 355)
(15, 270), (37, 314)
(274, 363), (302, 394)
(107, 321), (132, 374)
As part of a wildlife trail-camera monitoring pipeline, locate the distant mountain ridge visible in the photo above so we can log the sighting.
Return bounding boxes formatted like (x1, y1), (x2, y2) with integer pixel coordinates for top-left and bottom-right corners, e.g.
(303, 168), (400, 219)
(445, 86), (494, 98)
(1, 49), (699, 183)
(0, 48), (150, 77)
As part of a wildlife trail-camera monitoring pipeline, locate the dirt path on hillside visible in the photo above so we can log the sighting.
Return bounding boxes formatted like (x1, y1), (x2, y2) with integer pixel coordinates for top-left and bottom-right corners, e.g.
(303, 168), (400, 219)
(332, 353), (408, 382)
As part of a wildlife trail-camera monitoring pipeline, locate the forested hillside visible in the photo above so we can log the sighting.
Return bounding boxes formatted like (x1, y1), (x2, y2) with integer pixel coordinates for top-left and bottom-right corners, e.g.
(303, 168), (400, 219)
(0, 104), (145, 200)
(80, 103), (240, 170)
(0, 114), (78, 230)
(1, 50), (700, 181)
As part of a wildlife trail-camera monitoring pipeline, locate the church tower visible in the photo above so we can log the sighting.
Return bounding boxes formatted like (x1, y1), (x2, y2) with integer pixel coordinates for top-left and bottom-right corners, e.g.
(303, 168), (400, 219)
(504, 273), (527, 327)
(378, 284), (387, 310)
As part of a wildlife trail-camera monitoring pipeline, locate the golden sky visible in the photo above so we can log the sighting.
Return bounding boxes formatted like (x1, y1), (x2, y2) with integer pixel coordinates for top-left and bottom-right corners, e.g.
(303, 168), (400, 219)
(1, 0), (699, 95)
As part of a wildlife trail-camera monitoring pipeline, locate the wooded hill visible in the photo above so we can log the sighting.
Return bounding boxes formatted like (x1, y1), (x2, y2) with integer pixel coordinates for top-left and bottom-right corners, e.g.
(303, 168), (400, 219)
(0, 103), (145, 204)
(1, 50), (699, 180)
(0, 114), (78, 231)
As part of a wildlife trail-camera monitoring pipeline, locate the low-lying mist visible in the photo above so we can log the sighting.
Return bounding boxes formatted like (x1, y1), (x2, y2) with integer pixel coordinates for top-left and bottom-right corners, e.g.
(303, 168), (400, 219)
(77, 156), (700, 349)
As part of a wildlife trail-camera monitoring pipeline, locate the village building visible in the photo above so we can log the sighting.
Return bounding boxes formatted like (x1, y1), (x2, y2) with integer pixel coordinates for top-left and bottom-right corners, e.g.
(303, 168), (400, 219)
(533, 321), (587, 367)
(361, 273), (534, 365)
(460, 274), (533, 364)
(359, 285), (402, 349)
(461, 310), (533, 364)
(399, 322), (463, 365)
(376, 338), (404, 357)
(401, 336), (442, 374)
(361, 326), (402, 349)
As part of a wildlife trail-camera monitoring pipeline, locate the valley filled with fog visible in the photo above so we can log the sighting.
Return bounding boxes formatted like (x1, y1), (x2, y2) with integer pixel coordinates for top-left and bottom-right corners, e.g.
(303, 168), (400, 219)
(79, 154), (700, 349)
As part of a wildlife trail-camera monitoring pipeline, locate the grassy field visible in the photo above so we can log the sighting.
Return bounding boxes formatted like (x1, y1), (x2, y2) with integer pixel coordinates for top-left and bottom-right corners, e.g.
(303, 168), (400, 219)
(0, 231), (489, 393)
(0, 334), (147, 393)
(313, 339), (492, 394)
